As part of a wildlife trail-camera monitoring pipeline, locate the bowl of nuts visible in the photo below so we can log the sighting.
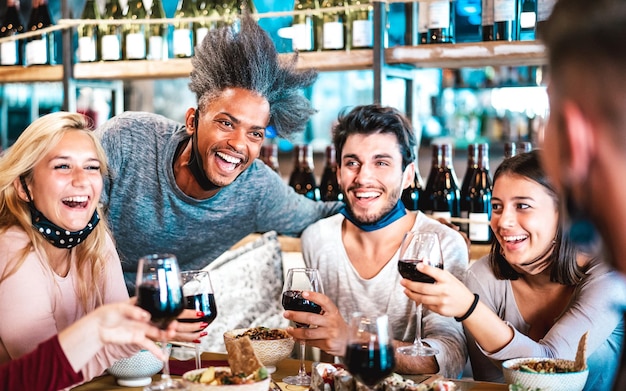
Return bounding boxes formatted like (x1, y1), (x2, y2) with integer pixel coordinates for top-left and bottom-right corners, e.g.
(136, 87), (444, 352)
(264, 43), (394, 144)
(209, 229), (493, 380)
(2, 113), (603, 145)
(223, 327), (294, 373)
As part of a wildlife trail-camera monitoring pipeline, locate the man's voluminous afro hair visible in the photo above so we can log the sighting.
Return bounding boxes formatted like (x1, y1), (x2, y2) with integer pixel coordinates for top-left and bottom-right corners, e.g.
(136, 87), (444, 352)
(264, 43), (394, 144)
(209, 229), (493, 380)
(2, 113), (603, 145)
(189, 15), (318, 138)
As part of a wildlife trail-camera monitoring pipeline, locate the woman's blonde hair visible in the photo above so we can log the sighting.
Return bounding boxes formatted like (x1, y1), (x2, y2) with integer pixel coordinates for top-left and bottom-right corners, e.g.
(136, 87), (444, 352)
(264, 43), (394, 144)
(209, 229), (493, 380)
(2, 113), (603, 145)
(0, 112), (112, 312)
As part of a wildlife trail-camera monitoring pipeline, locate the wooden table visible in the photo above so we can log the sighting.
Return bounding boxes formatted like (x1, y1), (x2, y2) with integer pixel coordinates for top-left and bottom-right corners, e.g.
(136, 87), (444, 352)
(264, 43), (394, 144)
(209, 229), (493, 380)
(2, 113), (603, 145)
(72, 352), (508, 391)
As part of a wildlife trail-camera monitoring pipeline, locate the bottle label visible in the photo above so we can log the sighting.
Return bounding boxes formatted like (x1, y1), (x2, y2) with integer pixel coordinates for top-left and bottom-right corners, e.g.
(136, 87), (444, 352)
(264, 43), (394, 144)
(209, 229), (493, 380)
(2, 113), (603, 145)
(519, 10), (536, 29)
(418, 3), (429, 33)
(469, 212), (490, 242)
(482, 0), (494, 25)
(292, 22), (314, 51)
(78, 36), (97, 62)
(196, 27), (209, 47)
(428, 1), (451, 29)
(537, 0), (556, 22)
(25, 38), (48, 66)
(494, 0), (516, 22)
(148, 36), (165, 60)
(352, 19), (373, 48)
(125, 32), (146, 60)
(323, 21), (344, 49)
(173, 28), (193, 57)
(0, 41), (18, 65)
(431, 211), (452, 222)
(101, 34), (121, 61)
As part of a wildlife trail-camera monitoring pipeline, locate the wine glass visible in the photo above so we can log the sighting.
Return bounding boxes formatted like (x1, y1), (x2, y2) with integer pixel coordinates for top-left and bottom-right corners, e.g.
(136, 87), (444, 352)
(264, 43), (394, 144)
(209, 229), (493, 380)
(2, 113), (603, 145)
(135, 253), (186, 390)
(180, 270), (217, 370)
(396, 231), (444, 356)
(344, 312), (396, 389)
(281, 268), (324, 386)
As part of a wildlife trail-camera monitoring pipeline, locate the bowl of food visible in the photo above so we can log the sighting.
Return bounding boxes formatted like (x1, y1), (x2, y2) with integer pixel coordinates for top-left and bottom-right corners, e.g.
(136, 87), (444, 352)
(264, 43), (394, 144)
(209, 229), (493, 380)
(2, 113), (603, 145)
(183, 366), (270, 391)
(107, 349), (164, 387)
(223, 327), (294, 373)
(502, 357), (589, 391)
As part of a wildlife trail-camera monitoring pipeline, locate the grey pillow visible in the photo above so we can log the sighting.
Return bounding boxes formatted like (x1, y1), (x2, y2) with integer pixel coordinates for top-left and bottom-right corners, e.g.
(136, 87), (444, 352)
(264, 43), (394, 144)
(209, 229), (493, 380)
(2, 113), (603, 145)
(199, 231), (288, 353)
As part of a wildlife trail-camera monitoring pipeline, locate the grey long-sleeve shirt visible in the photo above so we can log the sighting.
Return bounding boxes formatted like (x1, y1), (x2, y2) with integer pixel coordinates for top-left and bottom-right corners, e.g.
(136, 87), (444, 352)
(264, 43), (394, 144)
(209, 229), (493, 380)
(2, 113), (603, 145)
(97, 111), (341, 291)
(301, 212), (469, 379)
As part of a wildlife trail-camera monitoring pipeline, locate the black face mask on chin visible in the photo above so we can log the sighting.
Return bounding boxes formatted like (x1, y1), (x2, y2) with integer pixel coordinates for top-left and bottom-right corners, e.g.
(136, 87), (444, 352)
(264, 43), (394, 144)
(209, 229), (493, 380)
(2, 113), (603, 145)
(19, 176), (100, 249)
(187, 109), (220, 192)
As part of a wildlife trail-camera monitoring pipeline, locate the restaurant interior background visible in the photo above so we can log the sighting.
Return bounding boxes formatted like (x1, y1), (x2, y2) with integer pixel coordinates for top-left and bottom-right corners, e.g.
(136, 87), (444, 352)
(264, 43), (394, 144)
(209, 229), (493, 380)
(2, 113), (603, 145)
(0, 0), (549, 177)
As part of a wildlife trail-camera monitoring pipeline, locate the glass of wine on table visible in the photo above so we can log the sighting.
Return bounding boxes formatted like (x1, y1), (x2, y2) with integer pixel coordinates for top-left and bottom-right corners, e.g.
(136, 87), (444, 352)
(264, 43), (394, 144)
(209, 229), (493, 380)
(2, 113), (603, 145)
(135, 253), (186, 390)
(344, 312), (396, 389)
(397, 231), (444, 356)
(180, 270), (217, 370)
(281, 268), (324, 386)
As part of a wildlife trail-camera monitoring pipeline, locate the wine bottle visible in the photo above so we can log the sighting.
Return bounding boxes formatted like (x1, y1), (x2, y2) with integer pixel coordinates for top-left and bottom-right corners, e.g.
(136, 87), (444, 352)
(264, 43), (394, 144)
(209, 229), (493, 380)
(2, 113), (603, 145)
(422, 144), (442, 215)
(292, 0), (318, 52)
(196, 0), (217, 46)
(417, 1), (429, 44)
(100, 0), (123, 61)
(494, 0), (517, 41)
(481, 0), (494, 41)
(123, 0), (147, 60)
(147, 0), (168, 60)
(427, 0), (455, 44)
(173, 0), (197, 58)
(460, 143), (478, 236)
(503, 141), (516, 159)
(349, 0), (373, 49)
(517, 141), (532, 153)
(401, 147), (425, 211)
(215, 0), (237, 28)
(77, 0), (100, 62)
(468, 143), (492, 244)
(321, 0), (346, 50)
(518, 0), (536, 41)
(24, 0), (56, 66)
(288, 144), (319, 201)
(0, 0), (25, 66)
(429, 143), (460, 221)
(260, 143), (280, 174)
(319, 145), (343, 202)
(535, 0), (555, 37)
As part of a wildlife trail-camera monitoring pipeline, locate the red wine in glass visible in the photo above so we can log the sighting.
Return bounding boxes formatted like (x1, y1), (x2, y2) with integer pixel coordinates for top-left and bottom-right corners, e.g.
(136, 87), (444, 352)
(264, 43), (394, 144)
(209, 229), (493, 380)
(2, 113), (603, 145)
(398, 259), (443, 284)
(345, 343), (395, 387)
(179, 292), (218, 324)
(282, 289), (322, 328)
(136, 284), (185, 330)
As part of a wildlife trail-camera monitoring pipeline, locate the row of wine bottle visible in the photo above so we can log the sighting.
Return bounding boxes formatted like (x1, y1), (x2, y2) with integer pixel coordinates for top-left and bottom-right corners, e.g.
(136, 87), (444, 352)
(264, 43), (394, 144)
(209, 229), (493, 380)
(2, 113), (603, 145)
(266, 140), (530, 244)
(414, 0), (556, 45)
(0, 0), (56, 66)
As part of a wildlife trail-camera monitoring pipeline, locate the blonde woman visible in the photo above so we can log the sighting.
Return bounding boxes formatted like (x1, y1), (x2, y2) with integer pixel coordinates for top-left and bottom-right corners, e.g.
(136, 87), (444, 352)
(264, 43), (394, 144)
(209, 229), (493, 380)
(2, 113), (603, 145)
(0, 112), (137, 385)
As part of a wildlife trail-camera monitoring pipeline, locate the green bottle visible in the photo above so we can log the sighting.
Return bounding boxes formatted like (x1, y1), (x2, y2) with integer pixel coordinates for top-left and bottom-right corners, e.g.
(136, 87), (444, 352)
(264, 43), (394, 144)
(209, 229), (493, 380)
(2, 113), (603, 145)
(348, 0), (372, 49)
(173, 0), (198, 58)
(321, 0), (346, 50)
(215, 1), (237, 27)
(196, 0), (217, 46)
(123, 0), (147, 60)
(292, 0), (318, 52)
(100, 0), (123, 61)
(77, 0), (100, 62)
(147, 0), (167, 60)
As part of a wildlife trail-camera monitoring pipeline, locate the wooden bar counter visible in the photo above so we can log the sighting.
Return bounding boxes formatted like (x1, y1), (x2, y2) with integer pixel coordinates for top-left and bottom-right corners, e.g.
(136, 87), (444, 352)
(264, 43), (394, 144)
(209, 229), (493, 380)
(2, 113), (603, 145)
(72, 352), (508, 391)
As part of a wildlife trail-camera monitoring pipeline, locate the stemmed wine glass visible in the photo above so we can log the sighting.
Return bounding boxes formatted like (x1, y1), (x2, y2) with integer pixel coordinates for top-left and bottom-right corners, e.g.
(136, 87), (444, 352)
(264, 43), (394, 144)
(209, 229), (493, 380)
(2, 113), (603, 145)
(135, 253), (186, 390)
(344, 312), (396, 389)
(396, 231), (444, 356)
(180, 270), (218, 370)
(281, 268), (324, 386)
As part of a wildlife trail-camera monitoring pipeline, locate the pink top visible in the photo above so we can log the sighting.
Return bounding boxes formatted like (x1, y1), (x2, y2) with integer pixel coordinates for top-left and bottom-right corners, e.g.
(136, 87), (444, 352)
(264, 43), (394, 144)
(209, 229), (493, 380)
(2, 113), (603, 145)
(0, 226), (137, 384)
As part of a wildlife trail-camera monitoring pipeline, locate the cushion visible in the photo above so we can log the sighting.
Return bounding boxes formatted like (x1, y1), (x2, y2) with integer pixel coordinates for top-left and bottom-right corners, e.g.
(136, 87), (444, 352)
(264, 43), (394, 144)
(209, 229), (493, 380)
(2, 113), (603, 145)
(198, 231), (289, 353)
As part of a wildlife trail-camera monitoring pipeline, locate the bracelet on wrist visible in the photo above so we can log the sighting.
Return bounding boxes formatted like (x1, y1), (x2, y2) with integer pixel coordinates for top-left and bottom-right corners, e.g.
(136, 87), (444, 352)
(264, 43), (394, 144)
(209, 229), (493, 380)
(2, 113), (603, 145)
(455, 293), (479, 322)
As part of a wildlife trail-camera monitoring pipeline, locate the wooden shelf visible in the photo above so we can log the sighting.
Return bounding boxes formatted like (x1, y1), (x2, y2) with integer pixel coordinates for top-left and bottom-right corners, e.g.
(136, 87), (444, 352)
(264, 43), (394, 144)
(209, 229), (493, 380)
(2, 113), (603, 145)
(0, 41), (545, 83)
(386, 40), (546, 69)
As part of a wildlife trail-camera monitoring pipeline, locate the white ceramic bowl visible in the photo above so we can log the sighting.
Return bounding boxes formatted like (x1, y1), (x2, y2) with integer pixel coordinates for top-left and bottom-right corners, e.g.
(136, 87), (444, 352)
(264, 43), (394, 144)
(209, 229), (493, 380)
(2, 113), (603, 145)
(107, 349), (164, 387)
(182, 367), (271, 391)
(502, 357), (589, 391)
(223, 328), (294, 371)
